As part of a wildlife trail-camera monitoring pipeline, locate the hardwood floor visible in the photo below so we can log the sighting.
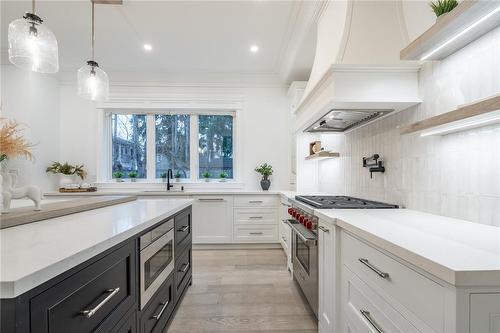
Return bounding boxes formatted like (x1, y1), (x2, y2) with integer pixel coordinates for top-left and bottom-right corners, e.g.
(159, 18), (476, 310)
(169, 249), (318, 332)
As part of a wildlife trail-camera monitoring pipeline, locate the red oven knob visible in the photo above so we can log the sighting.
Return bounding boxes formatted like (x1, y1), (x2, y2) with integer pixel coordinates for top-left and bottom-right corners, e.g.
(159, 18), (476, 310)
(306, 220), (313, 229)
(291, 210), (297, 218)
(299, 215), (305, 224)
(288, 208), (293, 215)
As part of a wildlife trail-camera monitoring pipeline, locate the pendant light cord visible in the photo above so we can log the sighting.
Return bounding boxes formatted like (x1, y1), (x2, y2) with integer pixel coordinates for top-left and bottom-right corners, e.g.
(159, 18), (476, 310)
(32, 0), (35, 13)
(91, 0), (95, 61)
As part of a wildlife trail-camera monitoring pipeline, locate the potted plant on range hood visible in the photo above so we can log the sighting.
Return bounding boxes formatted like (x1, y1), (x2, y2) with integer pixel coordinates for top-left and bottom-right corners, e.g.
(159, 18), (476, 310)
(255, 163), (273, 191)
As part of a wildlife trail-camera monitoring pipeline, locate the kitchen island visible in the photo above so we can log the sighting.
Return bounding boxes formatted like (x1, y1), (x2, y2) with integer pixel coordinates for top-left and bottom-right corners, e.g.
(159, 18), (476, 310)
(1, 198), (193, 333)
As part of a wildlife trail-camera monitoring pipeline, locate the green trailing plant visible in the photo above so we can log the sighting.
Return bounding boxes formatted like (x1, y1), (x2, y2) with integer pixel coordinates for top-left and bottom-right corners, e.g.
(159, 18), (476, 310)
(255, 163), (273, 179)
(202, 171), (211, 179)
(219, 171), (228, 179)
(174, 171), (182, 178)
(113, 171), (124, 179)
(430, 0), (458, 17)
(128, 171), (138, 178)
(46, 162), (87, 180)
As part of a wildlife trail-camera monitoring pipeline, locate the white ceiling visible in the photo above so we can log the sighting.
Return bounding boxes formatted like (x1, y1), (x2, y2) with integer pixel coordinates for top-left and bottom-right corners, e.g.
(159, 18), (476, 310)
(1, 1), (317, 82)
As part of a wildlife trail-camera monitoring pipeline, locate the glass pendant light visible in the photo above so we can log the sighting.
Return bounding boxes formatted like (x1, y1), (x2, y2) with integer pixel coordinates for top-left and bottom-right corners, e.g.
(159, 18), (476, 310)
(77, 0), (109, 102)
(8, 0), (59, 73)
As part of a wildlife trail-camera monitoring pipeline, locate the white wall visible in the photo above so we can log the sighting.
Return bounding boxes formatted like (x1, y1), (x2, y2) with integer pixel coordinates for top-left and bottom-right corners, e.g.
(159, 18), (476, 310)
(58, 81), (292, 191)
(316, 26), (500, 226)
(1, 65), (60, 191)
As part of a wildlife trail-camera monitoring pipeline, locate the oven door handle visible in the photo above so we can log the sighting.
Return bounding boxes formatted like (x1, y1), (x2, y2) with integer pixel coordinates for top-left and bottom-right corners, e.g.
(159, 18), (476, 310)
(286, 220), (317, 246)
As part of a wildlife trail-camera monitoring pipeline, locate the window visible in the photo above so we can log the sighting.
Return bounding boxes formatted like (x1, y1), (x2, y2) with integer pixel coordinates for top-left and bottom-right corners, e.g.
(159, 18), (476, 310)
(198, 115), (233, 178)
(155, 115), (190, 178)
(107, 112), (235, 182)
(111, 114), (147, 178)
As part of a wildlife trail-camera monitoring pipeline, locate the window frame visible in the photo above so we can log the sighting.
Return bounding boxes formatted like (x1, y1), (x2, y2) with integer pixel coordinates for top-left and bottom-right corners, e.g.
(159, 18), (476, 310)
(101, 108), (239, 183)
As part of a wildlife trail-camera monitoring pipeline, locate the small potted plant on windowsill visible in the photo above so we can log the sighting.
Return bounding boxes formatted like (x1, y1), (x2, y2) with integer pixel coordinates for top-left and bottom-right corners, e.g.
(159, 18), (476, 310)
(128, 171), (138, 182)
(255, 163), (273, 191)
(430, 0), (458, 22)
(113, 171), (124, 182)
(175, 171), (181, 182)
(160, 172), (167, 182)
(202, 171), (211, 182)
(219, 171), (228, 182)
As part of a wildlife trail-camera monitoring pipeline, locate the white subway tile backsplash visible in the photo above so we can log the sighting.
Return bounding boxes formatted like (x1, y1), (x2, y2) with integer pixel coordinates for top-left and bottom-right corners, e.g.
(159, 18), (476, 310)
(317, 26), (500, 226)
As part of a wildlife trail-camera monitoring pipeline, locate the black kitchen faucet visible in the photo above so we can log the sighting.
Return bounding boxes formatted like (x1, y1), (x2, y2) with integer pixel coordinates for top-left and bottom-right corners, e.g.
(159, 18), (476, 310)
(166, 169), (173, 191)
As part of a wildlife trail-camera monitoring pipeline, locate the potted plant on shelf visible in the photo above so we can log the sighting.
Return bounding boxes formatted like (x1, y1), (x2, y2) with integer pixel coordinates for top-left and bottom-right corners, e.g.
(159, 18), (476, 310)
(174, 171), (181, 182)
(202, 171), (211, 182)
(430, 0), (458, 20)
(255, 163), (273, 191)
(219, 171), (228, 182)
(46, 162), (87, 188)
(160, 172), (167, 182)
(128, 171), (138, 182)
(113, 171), (124, 182)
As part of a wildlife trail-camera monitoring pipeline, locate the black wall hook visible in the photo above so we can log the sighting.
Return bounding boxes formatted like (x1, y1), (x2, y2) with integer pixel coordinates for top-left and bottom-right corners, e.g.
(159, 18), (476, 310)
(363, 154), (385, 178)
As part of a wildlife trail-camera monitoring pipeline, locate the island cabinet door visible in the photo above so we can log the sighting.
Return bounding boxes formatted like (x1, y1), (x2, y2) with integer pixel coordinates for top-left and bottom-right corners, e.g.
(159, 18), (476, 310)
(30, 240), (137, 333)
(175, 207), (192, 254)
(140, 273), (174, 333)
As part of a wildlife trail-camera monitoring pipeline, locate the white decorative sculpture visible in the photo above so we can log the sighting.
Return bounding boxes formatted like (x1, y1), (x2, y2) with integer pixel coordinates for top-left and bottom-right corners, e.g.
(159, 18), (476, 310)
(1, 171), (42, 213)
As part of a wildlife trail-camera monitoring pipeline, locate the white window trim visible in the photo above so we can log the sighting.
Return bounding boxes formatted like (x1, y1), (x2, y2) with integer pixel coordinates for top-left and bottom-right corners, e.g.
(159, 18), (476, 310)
(97, 105), (242, 186)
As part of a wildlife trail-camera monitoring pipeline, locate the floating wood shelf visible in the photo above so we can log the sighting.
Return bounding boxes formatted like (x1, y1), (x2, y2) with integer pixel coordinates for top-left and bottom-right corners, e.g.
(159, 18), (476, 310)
(401, 1), (500, 60)
(305, 151), (340, 160)
(400, 93), (500, 135)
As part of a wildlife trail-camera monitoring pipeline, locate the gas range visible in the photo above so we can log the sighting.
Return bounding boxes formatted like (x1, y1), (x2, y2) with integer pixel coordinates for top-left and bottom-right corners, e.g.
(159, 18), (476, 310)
(294, 195), (399, 210)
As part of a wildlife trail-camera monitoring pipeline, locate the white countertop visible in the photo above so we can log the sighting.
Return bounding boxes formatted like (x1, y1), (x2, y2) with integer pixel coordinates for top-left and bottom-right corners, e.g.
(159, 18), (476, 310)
(315, 209), (500, 287)
(44, 189), (284, 196)
(0, 198), (193, 298)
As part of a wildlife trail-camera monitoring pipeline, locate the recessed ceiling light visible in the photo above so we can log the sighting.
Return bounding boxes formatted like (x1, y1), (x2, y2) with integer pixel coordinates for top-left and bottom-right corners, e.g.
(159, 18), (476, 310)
(143, 44), (153, 52)
(250, 45), (259, 53)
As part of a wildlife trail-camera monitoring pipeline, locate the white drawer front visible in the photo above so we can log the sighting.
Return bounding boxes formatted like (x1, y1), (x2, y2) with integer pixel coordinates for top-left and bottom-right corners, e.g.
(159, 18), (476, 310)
(341, 232), (444, 333)
(343, 266), (421, 333)
(234, 195), (279, 208)
(233, 225), (278, 243)
(234, 208), (277, 225)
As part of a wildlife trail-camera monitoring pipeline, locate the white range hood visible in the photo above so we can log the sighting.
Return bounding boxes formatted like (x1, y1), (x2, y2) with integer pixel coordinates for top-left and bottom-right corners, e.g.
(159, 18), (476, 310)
(293, 1), (421, 133)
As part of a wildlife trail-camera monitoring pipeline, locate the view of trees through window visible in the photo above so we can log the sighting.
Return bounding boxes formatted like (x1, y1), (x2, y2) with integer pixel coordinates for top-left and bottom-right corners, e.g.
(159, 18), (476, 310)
(110, 113), (233, 180)
(111, 114), (147, 178)
(155, 115), (190, 178)
(199, 115), (233, 178)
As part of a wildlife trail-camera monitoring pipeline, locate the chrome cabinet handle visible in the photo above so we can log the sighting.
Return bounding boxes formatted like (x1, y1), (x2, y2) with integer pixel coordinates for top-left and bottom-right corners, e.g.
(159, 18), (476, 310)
(358, 258), (389, 279)
(151, 300), (170, 320)
(281, 236), (286, 241)
(249, 216), (263, 219)
(318, 226), (330, 233)
(178, 262), (190, 273)
(198, 198), (224, 202)
(360, 310), (384, 333)
(80, 287), (120, 318)
(249, 200), (263, 203)
(249, 232), (263, 235)
(177, 225), (189, 232)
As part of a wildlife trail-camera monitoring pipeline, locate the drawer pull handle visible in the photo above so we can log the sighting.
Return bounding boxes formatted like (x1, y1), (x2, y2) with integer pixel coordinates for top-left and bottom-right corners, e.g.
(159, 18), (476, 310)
(198, 198), (224, 202)
(151, 300), (170, 320)
(80, 287), (120, 318)
(249, 232), (263, 235)
(318, 226), (330, 233)
(282, 236), (286, 241)
(249, 200), (263, 203)
(178, 262), (190, 273)
(249, 216), (263, 219)
(358, 258), (389, 279)
(360, 310), (384, 333)
(177, 225), (189, 232)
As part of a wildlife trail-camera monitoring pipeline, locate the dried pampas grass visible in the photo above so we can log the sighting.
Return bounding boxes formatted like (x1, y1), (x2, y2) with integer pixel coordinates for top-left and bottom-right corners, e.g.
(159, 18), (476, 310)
(0, 118), (34, 162)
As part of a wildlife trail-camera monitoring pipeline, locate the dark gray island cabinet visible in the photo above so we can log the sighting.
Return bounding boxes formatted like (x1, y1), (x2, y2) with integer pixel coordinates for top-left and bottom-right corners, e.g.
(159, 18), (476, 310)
(1, 205), (192, 333)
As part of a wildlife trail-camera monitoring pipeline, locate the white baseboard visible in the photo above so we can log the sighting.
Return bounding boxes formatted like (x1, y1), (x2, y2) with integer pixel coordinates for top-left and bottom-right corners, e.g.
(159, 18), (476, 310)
(193, 243), (282, 250)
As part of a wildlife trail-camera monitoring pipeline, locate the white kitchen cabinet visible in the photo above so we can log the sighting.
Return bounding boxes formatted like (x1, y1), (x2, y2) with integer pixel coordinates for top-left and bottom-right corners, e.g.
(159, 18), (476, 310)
(470, 293), (500, 333)
(279, 197), (292, 273)
(318, 220), (337, 333)
(192, 195), (233, 244)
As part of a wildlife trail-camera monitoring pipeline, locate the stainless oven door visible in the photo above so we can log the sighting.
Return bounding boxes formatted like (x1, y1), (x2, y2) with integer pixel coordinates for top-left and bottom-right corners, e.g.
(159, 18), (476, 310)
(289, 221), (318, 317)
(140, 229), (175, 309)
